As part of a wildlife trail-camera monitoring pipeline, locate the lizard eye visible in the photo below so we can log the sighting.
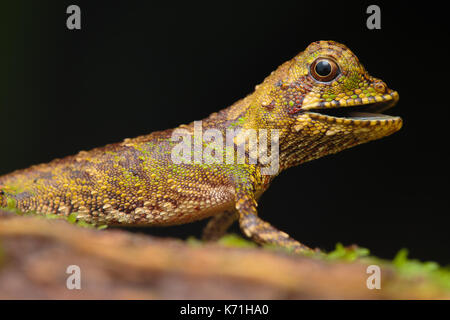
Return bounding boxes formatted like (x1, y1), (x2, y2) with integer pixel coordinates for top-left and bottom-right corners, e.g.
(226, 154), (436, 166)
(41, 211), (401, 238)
(310, 58), (340, 82)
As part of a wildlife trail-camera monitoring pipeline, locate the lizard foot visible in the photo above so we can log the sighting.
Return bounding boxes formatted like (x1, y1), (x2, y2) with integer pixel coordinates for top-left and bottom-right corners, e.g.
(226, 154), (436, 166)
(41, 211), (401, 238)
(238, 212), (314, 254)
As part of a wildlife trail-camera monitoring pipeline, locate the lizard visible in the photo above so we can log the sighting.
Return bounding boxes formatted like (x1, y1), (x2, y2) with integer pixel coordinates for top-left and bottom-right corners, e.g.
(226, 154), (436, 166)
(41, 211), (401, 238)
(0, 41), (402, 253)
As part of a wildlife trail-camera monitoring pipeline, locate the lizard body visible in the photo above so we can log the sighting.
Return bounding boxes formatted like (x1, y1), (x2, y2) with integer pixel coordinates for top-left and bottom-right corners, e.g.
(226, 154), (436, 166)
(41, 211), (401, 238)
(0, 41), (402, 252)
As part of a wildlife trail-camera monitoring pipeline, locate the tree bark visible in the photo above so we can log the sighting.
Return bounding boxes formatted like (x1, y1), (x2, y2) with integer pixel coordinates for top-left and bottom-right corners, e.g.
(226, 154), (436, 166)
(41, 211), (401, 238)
(0, 210), (448, 299)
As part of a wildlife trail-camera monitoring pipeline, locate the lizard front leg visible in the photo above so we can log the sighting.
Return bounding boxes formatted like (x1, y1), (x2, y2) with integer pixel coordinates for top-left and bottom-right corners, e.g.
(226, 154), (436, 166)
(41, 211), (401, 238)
(234, 177), (313, 253)
(202, 210), (238, 241)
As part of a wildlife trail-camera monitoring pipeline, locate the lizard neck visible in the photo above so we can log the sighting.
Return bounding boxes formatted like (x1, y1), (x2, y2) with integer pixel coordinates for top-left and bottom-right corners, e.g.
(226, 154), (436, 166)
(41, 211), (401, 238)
(174, 56), (310, 176)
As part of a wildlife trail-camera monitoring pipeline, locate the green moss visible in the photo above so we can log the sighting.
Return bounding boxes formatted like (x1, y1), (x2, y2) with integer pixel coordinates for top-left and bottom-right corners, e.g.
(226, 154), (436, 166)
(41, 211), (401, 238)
(186, 235), (450, 291)
(392, 249), (450, 290)
(41, 213), (64, 220)
(1, 202), (23, 215)
(65, 212), (108, 230)
(324, 242), (370, 262)
(1, 207), (107, 230)
(218, 234), (257, 248)
(67, 212), (78, 224)
(320, 244), (450, 291)
(186, 236), (203, 247)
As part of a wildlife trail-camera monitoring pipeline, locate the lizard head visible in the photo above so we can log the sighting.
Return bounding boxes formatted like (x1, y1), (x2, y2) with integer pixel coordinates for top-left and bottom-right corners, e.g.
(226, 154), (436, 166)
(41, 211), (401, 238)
(253, 40), (402, 167)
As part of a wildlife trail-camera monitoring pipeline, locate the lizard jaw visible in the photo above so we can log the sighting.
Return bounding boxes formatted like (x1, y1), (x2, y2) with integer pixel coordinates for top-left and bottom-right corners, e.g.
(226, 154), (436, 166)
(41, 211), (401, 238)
(303, 91), (401, 127)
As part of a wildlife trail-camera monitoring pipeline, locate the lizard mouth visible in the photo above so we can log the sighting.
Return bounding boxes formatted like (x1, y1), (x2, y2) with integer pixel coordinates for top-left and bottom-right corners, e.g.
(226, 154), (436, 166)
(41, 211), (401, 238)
(305, 91), (401, 126)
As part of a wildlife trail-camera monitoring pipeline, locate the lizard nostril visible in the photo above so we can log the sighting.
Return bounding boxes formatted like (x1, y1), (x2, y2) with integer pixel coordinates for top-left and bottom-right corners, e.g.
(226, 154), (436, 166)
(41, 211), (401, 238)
(374, 81), (387, 93)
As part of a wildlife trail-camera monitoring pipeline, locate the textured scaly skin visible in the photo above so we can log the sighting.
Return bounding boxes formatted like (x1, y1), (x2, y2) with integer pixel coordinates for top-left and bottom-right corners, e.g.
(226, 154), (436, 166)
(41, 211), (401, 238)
(0, 41), (402, 252)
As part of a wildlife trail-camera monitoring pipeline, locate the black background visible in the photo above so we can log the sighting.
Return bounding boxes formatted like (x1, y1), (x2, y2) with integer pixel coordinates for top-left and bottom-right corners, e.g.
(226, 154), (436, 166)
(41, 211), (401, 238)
(0, 1), (449, 264)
